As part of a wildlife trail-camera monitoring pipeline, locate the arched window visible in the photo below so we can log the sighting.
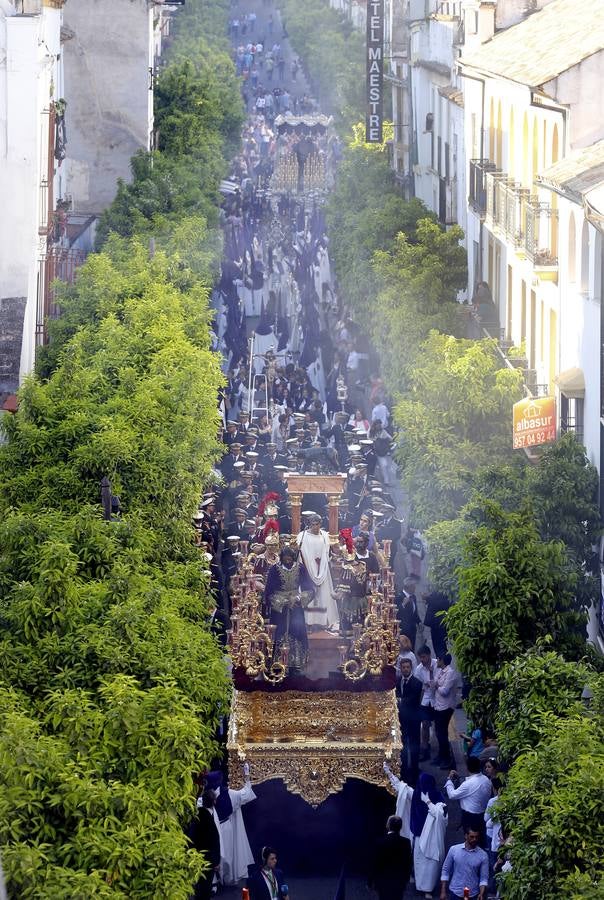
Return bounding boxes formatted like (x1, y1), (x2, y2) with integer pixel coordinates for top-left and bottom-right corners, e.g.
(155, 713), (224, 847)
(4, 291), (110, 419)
(552, 124), (559, 165)
(568, 211), (577, 282)
(580, 219), (590, 293)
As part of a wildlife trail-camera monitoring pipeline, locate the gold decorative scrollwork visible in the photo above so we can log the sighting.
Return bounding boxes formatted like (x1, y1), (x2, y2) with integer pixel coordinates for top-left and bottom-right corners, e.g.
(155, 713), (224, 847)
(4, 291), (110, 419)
(228, 689), (402, 807)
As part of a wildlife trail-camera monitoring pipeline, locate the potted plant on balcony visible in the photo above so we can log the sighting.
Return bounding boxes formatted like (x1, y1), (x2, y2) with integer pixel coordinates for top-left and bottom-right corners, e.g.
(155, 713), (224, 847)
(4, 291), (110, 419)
(506, 340), (528, 370)
(534, 248), (558, 281)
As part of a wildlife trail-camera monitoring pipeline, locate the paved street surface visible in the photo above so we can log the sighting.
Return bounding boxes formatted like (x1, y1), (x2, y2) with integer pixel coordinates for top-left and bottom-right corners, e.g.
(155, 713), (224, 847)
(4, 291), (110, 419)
(221, 874), (419, 898)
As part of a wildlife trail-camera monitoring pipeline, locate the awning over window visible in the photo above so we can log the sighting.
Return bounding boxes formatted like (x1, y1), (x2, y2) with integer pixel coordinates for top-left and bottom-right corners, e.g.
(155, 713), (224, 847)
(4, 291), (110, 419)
(555, 366), (585, 398)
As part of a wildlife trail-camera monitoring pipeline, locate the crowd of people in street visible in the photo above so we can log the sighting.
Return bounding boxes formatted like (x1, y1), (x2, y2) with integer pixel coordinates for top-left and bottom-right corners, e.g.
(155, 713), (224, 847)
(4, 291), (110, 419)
(184, 4), (510, 899)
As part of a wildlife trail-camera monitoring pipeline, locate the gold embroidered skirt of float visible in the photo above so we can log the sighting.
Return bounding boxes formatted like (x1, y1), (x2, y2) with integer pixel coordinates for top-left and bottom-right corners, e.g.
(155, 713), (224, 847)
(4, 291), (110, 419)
(227, 688), (402, 807)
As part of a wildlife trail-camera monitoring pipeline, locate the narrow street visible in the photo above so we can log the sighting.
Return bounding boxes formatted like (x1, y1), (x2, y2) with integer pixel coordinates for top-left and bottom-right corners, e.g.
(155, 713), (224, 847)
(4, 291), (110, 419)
(217, 2), (470, 897)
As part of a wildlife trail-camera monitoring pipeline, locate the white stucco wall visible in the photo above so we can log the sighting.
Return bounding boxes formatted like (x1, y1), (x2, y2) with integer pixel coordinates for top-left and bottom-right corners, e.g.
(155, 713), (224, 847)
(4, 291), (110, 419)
(0, 3), (62, 385)
(63, 0), (154, 215)
(544, 52), (604, 151)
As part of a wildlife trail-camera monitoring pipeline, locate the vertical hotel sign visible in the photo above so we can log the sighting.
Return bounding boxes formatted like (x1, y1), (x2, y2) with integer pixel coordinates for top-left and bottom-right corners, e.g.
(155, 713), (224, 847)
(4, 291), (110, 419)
(512, 396), (556, 450)
(366, 0), (384, 143)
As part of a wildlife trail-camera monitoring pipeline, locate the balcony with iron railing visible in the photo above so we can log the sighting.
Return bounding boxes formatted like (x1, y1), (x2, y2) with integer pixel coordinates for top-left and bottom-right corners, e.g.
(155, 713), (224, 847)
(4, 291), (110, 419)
(485, 168), (508, 226)
(499, 180), (531, 249)
(525, 198), (559, 271)
(480, 165), (559, 273)
(468, 159), (498, 216)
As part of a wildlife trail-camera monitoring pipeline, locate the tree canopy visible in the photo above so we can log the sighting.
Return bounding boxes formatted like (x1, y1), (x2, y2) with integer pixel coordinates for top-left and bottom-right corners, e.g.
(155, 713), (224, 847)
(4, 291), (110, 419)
(0, 0), (233, 893)
(496, 688), (604, 899)
(277, 0), (365, 131)
(394, 335), (523, 527)
(446, 501), (587, 724)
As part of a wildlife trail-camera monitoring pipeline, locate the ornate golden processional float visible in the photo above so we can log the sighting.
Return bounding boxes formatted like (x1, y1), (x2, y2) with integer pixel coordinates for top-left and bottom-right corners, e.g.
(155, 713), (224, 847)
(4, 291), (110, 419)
(227, 474), (402, 808)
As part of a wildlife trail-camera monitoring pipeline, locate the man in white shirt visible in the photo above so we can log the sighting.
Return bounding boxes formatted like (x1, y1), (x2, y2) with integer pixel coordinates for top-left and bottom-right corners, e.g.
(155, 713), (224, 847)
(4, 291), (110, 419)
(445, 756), (493, 843)
(414, 644), (438, 761)
(432, 653), (457, 767)
(371, 400), (390, 426)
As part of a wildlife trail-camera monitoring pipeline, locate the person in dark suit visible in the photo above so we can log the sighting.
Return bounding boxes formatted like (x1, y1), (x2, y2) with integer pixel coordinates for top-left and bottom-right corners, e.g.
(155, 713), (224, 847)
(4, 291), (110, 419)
(397, 658), (423, 784)
(423, 590), (450, 659)
(186, 790), (221, 900)
(225, 508), (251, 541)
(396, 577), (421, 650)
(375, 505), (402, 569)
(368, 815), (412, 900)
(248, 846), (289, 899)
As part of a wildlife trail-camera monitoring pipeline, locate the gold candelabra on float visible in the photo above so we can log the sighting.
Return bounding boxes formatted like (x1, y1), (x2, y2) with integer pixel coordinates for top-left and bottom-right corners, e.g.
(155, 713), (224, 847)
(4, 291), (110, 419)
(340, 562), (399, 682)
(229, 544), (288, 684)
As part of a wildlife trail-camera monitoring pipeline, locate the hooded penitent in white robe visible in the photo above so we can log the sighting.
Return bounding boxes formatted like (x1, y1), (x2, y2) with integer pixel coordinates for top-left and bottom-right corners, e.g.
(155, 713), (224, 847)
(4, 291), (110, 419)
(414, 800), (448, 892)
(219, 781), (257, 884)
(386, 771), (413, 840)
(297, 528), (339, 628)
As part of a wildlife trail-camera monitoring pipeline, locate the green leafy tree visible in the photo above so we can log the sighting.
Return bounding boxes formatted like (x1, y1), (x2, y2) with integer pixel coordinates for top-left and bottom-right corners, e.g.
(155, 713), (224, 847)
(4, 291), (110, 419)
(527, 433), (601, 610)
(370, 221), (467, 388)
(496, 701), (604, 900)
(276, 0), (365, 131)
(95, 150), (224, 248)
(446, 502), (587, 724)
(0, 234), (228, 894)
(327, 131), (434, 328)
(155, 55), (243, 158)
(3, 236), (224, 547)
(496, 647), (592, 760)
(425, 517), (472, 601)
(393, 335), (523, 527)
(0, 0), (239, 892)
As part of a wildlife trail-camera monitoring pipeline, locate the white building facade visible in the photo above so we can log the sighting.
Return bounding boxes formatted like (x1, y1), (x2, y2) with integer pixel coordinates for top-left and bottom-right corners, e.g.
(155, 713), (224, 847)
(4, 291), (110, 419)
(0, 0), (65, 393)
(0, 0), (175, 399)
(459, 0), (604, 647)
(385, 0), (604, 646)
(62, 0), (168, 217)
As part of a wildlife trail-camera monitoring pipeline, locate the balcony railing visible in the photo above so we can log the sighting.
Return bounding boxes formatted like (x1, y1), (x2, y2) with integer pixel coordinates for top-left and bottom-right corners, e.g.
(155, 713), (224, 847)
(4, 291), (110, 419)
(436, 0), (462, 16)
(485, 169), (507, 225)
(525, 199), (559, 266)
(560, 415), (584, 444)
(499, 180), (531, 248)
(468, 159), (497, 215)
(47, 246), (86, 319)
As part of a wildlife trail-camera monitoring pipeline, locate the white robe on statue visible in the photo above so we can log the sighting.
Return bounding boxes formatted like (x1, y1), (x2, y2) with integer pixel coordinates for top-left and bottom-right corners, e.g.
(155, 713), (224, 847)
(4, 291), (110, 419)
(414, 801), (447, 892)
(219, 781), (257, 885)
(297, 528), (339, 628)
(386, 771), (413, 840)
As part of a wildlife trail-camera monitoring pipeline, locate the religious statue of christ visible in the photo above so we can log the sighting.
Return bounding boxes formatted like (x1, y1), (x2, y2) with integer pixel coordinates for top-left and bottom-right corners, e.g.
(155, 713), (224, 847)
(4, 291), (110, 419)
(296, 514), (339, 631)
